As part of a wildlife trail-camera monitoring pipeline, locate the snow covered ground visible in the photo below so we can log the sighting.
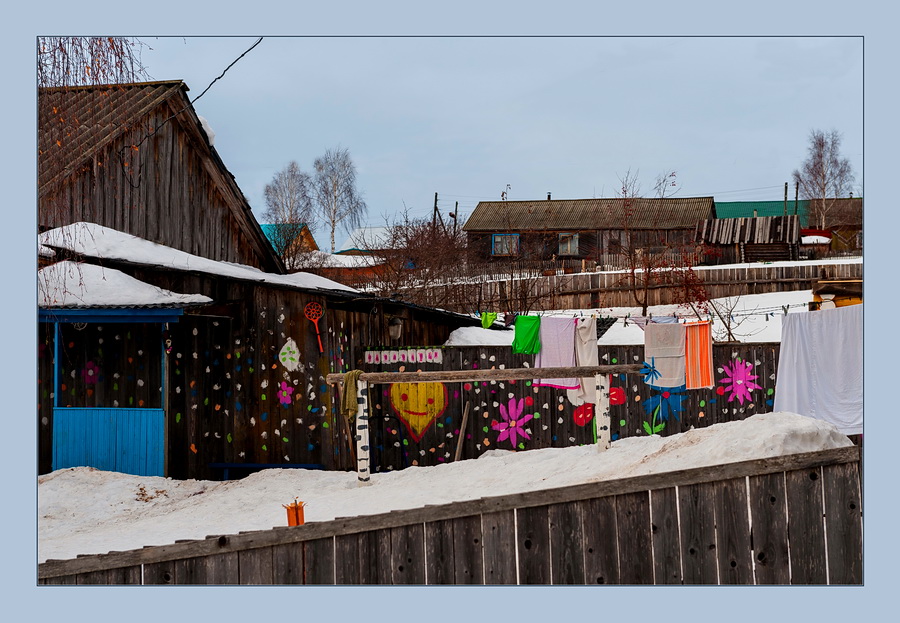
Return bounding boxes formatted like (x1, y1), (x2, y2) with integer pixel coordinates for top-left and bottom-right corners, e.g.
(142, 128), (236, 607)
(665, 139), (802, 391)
(38, 412), (852, 564)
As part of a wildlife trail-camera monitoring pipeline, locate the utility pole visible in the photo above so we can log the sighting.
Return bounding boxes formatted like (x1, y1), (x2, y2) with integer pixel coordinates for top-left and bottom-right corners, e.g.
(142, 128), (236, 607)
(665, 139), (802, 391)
(784, 182), (788, 216)
(794, 181), (799, 216)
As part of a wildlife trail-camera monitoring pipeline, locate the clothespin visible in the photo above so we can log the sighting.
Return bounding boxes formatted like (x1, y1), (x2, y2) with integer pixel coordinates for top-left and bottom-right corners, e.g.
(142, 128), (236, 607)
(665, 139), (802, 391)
(782, 305), (789, 316)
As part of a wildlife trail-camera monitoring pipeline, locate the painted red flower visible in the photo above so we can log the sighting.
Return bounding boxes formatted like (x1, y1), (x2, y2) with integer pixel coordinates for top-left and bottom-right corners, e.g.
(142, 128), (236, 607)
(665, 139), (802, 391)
(609, 386), (626, 405)
(573, 403), (594, 426)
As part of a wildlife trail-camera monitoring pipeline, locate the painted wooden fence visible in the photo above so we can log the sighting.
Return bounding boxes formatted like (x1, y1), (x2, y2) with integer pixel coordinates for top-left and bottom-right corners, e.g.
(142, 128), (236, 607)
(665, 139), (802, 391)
(37, 445), (861, 585)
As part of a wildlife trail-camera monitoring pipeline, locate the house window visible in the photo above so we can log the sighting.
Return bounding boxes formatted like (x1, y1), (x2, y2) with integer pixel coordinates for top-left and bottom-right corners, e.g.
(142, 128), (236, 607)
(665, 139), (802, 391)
(558, 232), (579, 256)
(492, 234), (520, 256)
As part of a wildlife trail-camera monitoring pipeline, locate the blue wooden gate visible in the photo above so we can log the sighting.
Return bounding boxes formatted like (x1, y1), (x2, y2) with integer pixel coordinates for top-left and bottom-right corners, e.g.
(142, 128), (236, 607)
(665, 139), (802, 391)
(52, 407), (165, 476)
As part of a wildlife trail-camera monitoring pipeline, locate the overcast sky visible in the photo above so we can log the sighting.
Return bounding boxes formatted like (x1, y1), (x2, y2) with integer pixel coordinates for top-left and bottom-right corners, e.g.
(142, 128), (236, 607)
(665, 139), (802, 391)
(138, 35), (862, 245)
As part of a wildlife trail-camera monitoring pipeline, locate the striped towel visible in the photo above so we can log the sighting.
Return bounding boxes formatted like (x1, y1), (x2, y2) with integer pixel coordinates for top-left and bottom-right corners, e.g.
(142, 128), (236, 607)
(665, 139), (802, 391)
(684, 321), (714, 389)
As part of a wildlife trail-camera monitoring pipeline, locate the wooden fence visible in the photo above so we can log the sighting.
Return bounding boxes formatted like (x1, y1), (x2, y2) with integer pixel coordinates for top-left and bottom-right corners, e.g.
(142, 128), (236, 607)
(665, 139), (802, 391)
(413, 259), (862, 312)
(38, 445), (861, 585)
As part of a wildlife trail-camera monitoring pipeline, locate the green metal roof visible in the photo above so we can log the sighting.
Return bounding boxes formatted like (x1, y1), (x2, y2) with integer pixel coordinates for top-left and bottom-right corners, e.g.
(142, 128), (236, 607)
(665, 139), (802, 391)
(715, 201), (810, 227)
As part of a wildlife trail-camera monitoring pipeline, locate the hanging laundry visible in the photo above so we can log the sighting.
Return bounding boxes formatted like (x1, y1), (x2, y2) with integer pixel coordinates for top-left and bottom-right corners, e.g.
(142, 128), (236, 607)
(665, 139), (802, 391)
(535, 317), (579, 390)
(511, 315), (541, 354)
(684, 320), (714, 389)
(774, 304), (862, 435)
(642, 322), (686, 388)
(504, 313), (518, 327)
(567, 316), (599, 405)
(629, 315), (679, 330)
(481, 312), (498, 329)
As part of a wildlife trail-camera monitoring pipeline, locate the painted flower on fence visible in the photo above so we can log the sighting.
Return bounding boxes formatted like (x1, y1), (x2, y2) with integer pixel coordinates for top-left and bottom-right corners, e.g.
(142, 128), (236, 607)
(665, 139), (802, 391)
(640, 358), (662, 385)
(719, 359), (761, 404)
(277, 381), (294, 406)
(491, 397), (533, 448)
(609, 386), (626, 405)
(642, 384), (687, 435)
(82, 360), (100, 385)
(643, 384), (687, 422)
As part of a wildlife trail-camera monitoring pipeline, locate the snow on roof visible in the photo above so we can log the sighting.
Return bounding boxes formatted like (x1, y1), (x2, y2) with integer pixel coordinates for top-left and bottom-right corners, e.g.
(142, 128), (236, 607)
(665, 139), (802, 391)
(801, 235), (832, 245)
(39, 260), (213, 308)
(445, 325), (515, 346)
(38, 223), (357, 294)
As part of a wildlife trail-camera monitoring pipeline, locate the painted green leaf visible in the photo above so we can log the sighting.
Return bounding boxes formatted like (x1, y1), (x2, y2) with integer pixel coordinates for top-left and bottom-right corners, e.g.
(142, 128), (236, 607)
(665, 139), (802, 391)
(653, 422), (666, 433)
(642, 421), (653, 435)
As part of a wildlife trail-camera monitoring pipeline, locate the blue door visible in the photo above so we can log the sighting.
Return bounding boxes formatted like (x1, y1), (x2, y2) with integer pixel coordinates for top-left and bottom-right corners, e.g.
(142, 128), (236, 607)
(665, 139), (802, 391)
(53, 407), (165, 476)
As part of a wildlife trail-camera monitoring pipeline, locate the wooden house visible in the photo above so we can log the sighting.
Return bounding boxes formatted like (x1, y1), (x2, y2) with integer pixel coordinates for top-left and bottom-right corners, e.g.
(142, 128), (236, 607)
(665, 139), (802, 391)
(462, 196), (715, 262)
(37, 80), (480, 480)
(38, 80), (284, 273)
(38, 224), (480, 480)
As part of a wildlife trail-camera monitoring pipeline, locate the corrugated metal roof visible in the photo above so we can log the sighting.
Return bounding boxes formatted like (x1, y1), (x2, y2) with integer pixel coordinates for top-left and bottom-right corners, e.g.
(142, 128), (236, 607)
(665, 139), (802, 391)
(462, 197), (715, 231)
(38, 81), (189, 194)
(715, 200), (810, 222)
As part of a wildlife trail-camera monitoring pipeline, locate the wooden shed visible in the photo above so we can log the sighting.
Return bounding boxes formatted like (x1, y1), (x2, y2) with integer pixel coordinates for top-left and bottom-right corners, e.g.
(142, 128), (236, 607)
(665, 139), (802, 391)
(38, 224), (481, 480)
(38, 80), (284, 273)
(695, 215), (801, 263)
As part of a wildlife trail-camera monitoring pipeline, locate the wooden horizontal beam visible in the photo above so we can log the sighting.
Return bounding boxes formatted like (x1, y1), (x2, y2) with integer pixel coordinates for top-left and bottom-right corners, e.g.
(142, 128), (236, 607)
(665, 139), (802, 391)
(325, 364), (644, 384)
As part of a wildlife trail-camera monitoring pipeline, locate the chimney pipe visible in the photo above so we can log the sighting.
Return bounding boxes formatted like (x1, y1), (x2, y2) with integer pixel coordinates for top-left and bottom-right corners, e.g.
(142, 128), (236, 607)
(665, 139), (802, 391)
(547, 192), (551, 200)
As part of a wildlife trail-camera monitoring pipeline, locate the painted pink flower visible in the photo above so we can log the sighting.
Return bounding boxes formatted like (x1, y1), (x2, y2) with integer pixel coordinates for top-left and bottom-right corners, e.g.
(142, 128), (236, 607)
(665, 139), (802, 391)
(277, 381), (294, 405)
(492, 397), (533, 448)
(719, 360), (761, 404)
(82, 360), (100, 385)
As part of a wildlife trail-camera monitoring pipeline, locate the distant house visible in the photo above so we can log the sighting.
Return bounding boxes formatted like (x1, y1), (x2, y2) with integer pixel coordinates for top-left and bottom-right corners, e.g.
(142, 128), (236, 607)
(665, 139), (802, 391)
(713, 198), (862, 255)
(260, 223), (319, 270)
(462, 196), (715, 261)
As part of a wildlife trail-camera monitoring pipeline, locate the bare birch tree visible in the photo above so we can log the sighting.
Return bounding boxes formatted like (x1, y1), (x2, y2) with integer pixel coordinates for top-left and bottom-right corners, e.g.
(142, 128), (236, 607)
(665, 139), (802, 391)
(792, 129), (855, 229)
(262, 161), (315, 269)
(313, 147), (367, 253)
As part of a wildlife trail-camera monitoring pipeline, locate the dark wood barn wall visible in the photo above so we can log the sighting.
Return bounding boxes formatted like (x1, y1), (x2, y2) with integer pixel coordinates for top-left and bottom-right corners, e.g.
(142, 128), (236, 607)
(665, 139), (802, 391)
(38, 98), (273, 271)
(38, 270), (464, 480)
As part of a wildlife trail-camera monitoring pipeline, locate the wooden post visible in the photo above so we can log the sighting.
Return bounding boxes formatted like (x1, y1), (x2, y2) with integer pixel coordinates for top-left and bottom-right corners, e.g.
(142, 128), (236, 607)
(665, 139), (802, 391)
(595, 374), (612, 451)
(355, 381), (371, 484)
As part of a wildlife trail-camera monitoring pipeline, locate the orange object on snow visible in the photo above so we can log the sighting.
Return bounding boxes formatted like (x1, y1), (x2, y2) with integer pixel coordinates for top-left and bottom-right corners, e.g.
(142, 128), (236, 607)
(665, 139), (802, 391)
(283, 498), (306, 526)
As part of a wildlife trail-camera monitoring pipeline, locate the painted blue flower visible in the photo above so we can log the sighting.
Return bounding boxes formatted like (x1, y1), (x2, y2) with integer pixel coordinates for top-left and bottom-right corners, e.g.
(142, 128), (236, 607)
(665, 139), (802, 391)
(643, 384), (687, 422)
(640, 358), (662, 385)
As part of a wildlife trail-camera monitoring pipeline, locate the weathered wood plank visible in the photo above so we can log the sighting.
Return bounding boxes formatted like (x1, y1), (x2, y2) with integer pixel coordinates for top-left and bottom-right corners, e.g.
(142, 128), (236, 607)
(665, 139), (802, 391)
(678, 482), (718, 584)
(579, 496), (619, 585)
(452, 514), (484, 584)
(173, 552), (240, 585)
(517, 505), (551, 584)
(271, 541), (304, 584)
(713, 477), (753, 584)
(326, 364), (644, 384)
(650, 487), (682, 584)
(748, 472), (790, 584)
(390, 524), (425, 584)
(548, 501), (585, 584)
(482, 510), (518, 584)
(615, 491), (653, 584)
(237, 547), (273, 585)
(333, 534), (360, 584)
(785, 467), (827, 584)
(142, 560), (176, 585)
(424, 518), (455, 585)
(823, 461), (863, 584)
(303, 537), (335, 584)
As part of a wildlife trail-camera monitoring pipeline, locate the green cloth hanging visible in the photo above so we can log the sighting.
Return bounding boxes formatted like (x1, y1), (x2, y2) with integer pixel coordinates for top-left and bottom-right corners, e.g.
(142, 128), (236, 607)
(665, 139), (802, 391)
(511, 315), (541, 354)
(481, 312), (498, 329)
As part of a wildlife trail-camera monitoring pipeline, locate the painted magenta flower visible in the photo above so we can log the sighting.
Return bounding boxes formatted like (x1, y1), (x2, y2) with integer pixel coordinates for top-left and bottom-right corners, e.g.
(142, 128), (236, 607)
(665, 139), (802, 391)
(277, 381), (294, 405)
(642, 384), (687, 422)
(492, 397), (533, 448)
(719, 359), (761, 404)
(82, 360), (100, 385)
